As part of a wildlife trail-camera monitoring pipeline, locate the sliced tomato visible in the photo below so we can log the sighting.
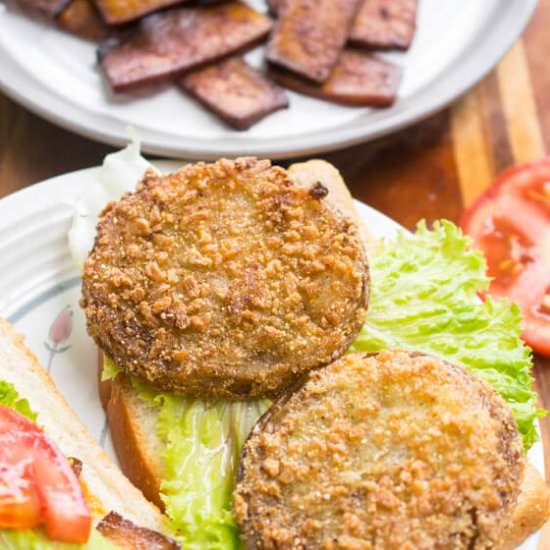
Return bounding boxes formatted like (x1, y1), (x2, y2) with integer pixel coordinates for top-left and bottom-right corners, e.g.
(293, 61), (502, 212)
(461, 159), (550, 356)
(0, 405), (92, 543)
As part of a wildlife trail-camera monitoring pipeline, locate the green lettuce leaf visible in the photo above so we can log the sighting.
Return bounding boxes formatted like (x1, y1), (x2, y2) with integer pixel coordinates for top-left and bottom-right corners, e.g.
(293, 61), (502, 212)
(101, 357), (122, 382)
(133, 379), (269, 549)
(350, 220), (545, 449)
(0, 380), (38, 422)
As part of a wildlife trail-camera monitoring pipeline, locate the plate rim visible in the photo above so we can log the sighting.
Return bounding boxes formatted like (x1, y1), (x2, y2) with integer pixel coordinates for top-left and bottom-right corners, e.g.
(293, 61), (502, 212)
(0, 0), (538, 160)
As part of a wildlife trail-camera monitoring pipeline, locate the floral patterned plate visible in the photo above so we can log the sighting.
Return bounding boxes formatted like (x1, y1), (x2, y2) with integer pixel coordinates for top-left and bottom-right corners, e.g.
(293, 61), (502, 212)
(0, 161), (543, 549)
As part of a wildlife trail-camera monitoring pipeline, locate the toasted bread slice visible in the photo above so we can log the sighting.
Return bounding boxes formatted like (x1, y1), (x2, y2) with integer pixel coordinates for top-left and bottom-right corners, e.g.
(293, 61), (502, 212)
(99, 358), (165, 510)
(0, 317), (169, 534)
(502, 462), (550, 549)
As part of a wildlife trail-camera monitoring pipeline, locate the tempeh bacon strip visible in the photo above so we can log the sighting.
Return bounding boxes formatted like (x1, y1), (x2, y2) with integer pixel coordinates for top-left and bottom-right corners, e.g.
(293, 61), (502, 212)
(97, 512), (180, 550)
(266, 0), (362, 83)
(269, 49), (401, 107)
(93, 0), (189, 25)
(16, 0), (70, 17)
(350, 0), (417, 50)
(56, 0), (110, 41)
(99, 1), (272, 93)
(180, 57), (289, 130)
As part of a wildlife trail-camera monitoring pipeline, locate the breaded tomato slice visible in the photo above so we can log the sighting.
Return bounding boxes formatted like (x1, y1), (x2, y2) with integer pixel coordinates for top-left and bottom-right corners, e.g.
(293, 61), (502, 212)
(81, 158), (369, 399)
(234, 350), (524, 549)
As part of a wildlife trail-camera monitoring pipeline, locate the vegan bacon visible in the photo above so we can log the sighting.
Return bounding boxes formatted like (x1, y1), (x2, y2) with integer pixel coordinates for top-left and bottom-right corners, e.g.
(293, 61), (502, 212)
(99, 2), (272, 93)
(266, 0), (362, 83)
(93, 0), (187, 25)
(57, 0), (110, 41)
(97, 512), (180, 550)
(350, 0), (417, 50)
(269, 49), (401, 107)
(180, 57), (289, 129)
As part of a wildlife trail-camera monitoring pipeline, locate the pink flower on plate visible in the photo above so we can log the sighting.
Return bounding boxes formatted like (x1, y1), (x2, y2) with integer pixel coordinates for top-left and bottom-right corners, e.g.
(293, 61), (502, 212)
(45, 306), (73, 372)
(48, 305), (73, 345)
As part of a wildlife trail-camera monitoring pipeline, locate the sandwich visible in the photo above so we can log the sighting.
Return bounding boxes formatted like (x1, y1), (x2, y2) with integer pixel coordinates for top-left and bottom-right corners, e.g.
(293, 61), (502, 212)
(71, 144), (549, 548)
(0, 317), (179, 549)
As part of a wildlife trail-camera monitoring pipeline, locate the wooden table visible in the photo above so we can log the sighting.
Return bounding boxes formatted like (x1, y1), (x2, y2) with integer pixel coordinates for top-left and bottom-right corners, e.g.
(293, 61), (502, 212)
(1, 0), (550, 546)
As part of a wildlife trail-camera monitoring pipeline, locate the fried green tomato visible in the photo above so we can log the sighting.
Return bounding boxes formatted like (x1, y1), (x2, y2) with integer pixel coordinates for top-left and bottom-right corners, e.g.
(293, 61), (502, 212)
(81, 158), (368, 399)
(234, 350), (524, 549)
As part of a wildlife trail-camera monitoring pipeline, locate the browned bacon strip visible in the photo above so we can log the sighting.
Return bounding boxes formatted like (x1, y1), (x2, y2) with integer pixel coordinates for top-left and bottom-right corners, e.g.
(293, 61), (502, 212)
(99, 2), (272, 93)
(97, 511), (180, 550)
(93, 0), (188, 25)
(16, 0), (70, 17)
(350, 0), (417, 50)
(180, 57), (289, 129)
(269, 49), (401, 107)
(57, 0), (110, 41)
(266, 0), (361, 83)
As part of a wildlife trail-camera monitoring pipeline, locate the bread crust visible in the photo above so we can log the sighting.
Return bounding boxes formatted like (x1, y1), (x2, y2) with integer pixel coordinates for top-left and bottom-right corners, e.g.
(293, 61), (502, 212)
(99, 352), (165, 511)
(502, 462), (550, 549)
(106, 372), (164, 510)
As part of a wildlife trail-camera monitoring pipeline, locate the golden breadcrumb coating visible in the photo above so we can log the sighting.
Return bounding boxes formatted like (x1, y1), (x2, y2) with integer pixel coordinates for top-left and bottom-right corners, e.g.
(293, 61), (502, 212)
(234, 350), (524, 549)
(81, 158), (368, 399)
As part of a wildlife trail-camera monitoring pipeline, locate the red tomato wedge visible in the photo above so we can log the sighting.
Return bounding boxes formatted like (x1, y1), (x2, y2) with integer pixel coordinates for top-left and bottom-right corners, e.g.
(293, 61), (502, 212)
(0, 405), (92, 543)
(461, 159), (550, 356)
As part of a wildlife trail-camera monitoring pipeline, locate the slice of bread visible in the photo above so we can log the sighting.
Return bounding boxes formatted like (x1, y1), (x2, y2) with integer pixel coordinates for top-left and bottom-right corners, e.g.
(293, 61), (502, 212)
(0, 317), (169, 534)
(99, 358), (164, 511)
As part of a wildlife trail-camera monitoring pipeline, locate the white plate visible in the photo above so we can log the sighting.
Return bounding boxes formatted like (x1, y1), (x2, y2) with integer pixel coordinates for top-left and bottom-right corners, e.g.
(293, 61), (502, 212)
(0, 0), (537, 159)
(0, 162), (543, 549)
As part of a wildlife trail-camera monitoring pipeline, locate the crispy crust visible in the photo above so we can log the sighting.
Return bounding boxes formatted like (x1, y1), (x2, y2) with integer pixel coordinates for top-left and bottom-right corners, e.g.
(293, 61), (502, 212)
(269, 50), (401, 107)
(82, 158), (369, 399)
(180, 57), (289, 130)
(234, 350), (525, 549)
